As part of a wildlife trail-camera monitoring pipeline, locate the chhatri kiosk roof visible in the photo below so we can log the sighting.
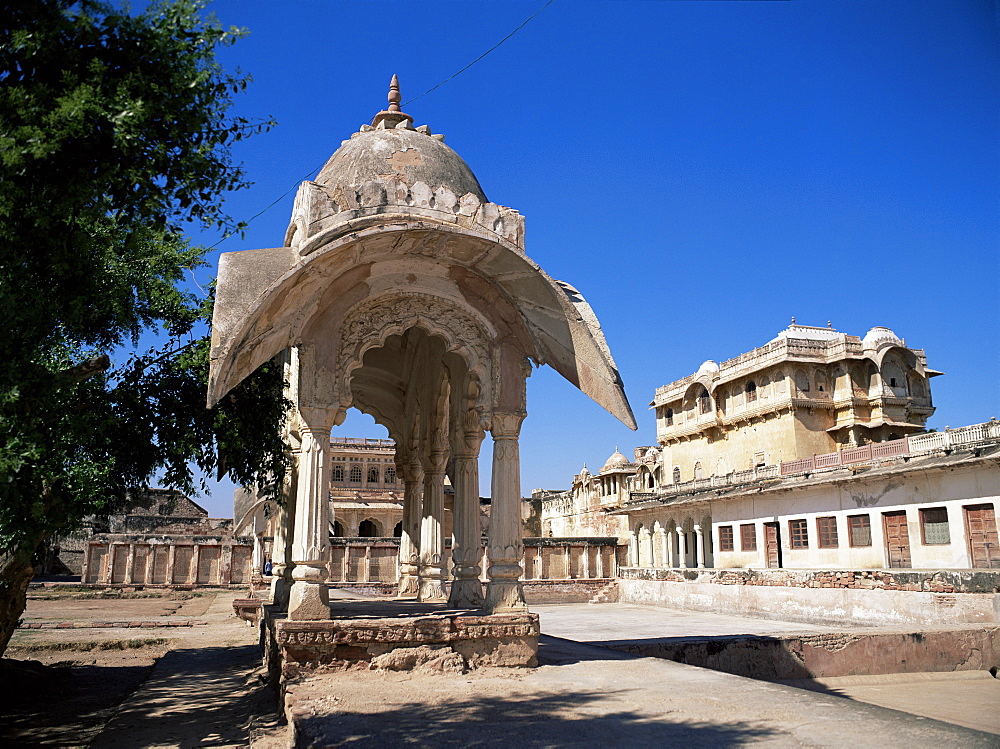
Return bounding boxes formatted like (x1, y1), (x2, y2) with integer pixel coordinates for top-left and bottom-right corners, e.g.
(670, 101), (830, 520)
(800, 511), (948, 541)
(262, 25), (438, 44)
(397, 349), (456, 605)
(208, 77), (636, 431)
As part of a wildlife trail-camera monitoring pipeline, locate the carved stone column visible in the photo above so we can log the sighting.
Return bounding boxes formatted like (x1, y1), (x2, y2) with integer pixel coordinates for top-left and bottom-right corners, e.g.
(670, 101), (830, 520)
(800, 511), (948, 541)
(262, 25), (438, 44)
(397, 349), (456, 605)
(449, 410), (485, 608)
(288, 408), (336, 620)
(695, 524), (706, 569)
(397, 456), (423, 598)
(270, 448), (297, 608)
(485, 411), (527, 613)
(654, 526), (666, 569)
(638, 527), (652, 567)
(678, 529), (688, 569)
(418, 442), (448, 602)
(666, 527), (676, 568)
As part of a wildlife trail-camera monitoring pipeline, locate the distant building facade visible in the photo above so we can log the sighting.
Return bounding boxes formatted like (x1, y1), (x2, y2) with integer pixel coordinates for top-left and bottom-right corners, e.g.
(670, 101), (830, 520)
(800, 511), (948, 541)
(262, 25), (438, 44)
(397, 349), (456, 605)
(328, 438), (405, 538)
(541, 324), (1000, 571)
(651, 322), (939, 486)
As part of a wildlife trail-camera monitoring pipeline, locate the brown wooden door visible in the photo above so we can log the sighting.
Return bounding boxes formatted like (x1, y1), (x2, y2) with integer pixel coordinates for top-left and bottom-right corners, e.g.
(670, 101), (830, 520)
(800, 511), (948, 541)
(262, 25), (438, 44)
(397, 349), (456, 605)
(764, 522), (781, 568)
(883, 511), (911, 568)
(965, 504), (1000, 568)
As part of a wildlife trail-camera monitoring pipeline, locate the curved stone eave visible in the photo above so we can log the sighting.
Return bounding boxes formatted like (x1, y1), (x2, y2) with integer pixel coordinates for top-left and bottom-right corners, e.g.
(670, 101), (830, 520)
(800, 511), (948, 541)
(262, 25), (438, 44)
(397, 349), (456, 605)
(208, 220), (636, 430)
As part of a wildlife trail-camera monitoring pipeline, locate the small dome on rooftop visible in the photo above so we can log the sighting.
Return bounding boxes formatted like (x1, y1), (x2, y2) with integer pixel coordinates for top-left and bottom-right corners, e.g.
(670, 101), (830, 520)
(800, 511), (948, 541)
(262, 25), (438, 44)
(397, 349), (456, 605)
(602, 447), (631, 472)
(862, 326), (902, 348)
(314, 76), (487, 202)
(698, 360), (720, 374)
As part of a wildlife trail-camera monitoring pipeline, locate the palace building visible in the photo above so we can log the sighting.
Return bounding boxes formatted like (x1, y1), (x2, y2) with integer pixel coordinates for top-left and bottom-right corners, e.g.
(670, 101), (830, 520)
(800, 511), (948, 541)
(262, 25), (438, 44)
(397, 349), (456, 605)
(541, 323), (1000, 572)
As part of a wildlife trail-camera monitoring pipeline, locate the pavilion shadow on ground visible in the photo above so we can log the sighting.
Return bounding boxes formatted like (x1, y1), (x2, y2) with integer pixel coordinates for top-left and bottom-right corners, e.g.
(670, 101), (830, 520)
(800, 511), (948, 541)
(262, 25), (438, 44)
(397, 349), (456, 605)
(292, 688), (782, 747)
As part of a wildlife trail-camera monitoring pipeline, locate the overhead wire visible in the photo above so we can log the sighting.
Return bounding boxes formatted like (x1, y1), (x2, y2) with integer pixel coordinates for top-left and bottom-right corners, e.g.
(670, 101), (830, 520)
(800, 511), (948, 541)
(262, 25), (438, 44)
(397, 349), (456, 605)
(206, 0), (555, 250)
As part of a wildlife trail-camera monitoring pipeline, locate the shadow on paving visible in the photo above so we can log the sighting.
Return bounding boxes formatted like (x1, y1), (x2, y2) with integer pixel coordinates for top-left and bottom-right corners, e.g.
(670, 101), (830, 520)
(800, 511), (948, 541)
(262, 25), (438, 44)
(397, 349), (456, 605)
(577, 633), (819, 680)
(295, 689), (782, 747)
(1, 657), (157, 746)
(90, 644), (280, 748)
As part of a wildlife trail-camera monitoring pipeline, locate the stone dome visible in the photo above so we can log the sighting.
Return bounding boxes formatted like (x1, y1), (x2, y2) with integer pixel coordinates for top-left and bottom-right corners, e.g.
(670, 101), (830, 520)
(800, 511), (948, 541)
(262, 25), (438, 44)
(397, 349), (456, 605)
(602, 447), (631, 472)
(697, 360), (720, 374)
(315, 123), (487, 203)
(862, 326), (902, 348)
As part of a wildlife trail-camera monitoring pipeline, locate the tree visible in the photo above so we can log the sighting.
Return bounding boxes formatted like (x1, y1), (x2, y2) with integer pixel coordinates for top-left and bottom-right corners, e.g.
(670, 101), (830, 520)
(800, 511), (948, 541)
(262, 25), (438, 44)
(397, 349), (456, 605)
(0, 0), (288, 655)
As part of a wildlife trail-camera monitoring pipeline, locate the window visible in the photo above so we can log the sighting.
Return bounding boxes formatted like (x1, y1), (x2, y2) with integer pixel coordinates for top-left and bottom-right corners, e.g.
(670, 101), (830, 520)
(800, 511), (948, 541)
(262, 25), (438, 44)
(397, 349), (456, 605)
(698, 388), (711, 414)
(349, 465), (362, 483)
(740, 523), (757, 551)
(332, 465), (345, 482)
(367, 466), (380, 483)
(718, 526), (734, 552)
(920, 507), (951, 545)
(848, 515), (872, 547)
(664, 408), (674, 426)
(789, 518), (809, 548)
(817, 516), (839, 548)
(385, 465), (397, 484)
(745, 381), (757, 402)
(694, 462), (704, 480)
(672, 466), (681, 483)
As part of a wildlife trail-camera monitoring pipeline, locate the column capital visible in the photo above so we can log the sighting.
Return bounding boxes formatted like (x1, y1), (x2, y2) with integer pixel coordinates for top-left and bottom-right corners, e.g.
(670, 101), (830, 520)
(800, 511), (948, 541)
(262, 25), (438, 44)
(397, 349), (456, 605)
(297, 405), (341, 432)
(490, 410), (526, 439)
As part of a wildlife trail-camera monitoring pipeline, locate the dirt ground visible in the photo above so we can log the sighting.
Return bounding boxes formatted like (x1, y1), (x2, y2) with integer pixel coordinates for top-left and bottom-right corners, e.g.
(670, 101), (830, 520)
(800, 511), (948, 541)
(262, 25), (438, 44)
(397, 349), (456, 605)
(1, 587), (279, 747)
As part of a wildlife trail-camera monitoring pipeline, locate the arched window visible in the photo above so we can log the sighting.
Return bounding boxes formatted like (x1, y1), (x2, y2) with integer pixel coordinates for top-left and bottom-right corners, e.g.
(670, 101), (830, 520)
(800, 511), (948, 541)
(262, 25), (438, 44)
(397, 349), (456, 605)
(745, 381), (757, 402)
(664, 408), (674, 426)
(332, 465), (345, 482)
(385, 465), (397, 484)
(647, 472), (655, 489)
(673, 466), (681, 484)
(349, 465), (362, 483)
(694, 462), (704, 480)
(795, 370), (811, 394)
(331, 520), (345, 537)
(367, 466), (380, 484)
(698, 388), (711, 414)
(358, 519), (379, 537)
(393, 521), (402, 537)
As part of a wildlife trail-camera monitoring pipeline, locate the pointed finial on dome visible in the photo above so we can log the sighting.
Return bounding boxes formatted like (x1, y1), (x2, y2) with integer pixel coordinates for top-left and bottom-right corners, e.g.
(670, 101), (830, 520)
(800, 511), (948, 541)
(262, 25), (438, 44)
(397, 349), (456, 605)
(387, 73), (401, 112)
(372, 74), (414, 129)
(791, 316), (796, 325)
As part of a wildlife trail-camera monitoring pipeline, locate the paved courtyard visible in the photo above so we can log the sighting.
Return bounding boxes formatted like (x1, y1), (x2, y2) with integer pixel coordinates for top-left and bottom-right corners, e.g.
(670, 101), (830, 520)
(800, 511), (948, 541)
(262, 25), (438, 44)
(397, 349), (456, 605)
(5, 589), (998, 746)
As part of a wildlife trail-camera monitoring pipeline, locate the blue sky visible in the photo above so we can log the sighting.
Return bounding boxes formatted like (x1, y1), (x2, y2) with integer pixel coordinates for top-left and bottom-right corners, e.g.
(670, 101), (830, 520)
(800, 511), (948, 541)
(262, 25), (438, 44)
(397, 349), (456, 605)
(179, 0), (998, 517)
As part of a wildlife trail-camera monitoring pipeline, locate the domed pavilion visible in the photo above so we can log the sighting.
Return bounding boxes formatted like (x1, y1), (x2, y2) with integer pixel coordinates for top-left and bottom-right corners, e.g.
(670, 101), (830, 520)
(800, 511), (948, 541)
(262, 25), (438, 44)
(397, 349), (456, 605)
(208, 78), (635, 665)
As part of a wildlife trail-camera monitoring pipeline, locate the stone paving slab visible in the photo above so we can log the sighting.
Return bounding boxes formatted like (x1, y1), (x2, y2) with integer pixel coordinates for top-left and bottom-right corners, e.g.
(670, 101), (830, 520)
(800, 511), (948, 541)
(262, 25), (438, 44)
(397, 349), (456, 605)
(19, 619), (209, 629)
(285, 634), (997, 747)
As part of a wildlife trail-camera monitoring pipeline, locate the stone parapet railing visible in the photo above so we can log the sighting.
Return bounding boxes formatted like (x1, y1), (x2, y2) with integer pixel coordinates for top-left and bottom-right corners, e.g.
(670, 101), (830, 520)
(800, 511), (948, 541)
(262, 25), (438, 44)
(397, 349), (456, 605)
(82, 536), (253, 586)
(326, 537), (621, 585)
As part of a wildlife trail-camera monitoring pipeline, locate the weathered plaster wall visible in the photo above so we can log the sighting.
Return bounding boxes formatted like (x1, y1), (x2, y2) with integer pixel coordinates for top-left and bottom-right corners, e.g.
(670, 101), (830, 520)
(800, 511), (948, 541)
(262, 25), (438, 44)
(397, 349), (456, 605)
(618, 577), (1000, 626)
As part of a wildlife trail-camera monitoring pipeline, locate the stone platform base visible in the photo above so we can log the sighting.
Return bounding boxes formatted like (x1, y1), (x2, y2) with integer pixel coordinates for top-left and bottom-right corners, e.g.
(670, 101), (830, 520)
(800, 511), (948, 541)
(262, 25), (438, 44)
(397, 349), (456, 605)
(264, 600), (538, 681)
(232, 597), (263, 625)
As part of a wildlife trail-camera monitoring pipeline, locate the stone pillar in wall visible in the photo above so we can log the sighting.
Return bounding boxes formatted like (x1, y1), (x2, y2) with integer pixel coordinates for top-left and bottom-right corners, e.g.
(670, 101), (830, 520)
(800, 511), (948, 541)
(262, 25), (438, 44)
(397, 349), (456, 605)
(397, 455), (423, 597)
(448, 409), (485, 608)
(166, 545), (177, 584)
(485, 411), (527, 613)
(695, 524), (706, 569)
(124, 544), (136, 585)
(665, 526), (676, 568)
(288, 407), (337, 620)
(677, 530), (688, 569)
